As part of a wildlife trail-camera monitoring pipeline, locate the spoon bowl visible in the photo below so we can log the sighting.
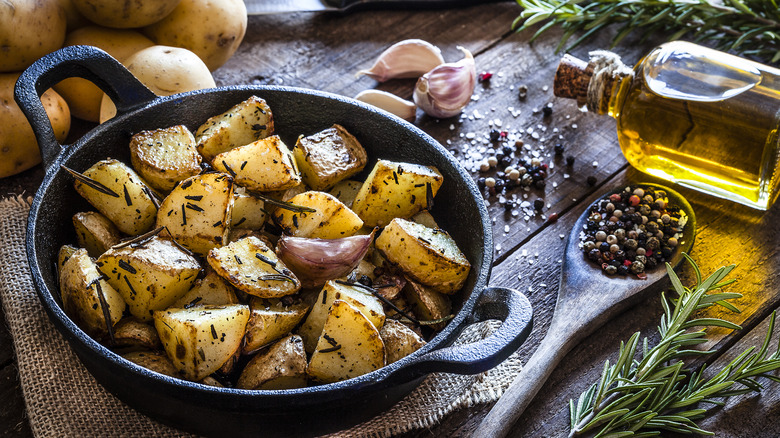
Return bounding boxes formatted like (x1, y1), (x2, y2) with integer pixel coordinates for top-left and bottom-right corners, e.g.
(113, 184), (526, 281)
(476, 182), (696, 437)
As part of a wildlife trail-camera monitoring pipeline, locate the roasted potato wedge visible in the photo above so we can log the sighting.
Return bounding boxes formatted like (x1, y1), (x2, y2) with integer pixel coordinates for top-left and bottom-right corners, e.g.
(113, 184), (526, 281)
(380, 319), (426, 364)
(243, 296), (309, 354)
(156, 172), (234, 256)
(57, 244), (80, 275)
(308, 300), (385, 383)
(213, 135), (300, 192)
(292, 124), (367, 190)
(207, 236), (301, 298)
(122, 350), (180, 378)
(153, 304), (250, 381)
(351, 159), (443, 227)
(298, 280), (385, 354)
(73, 159), (158, 235)
(231, 189), (266, 229)
(129, 125), (202, 193)
(272, 191), (363, 239)
(73, 211), (121, 257)
(403, 279), (452, 331)
(97, 236), (201, 321)
(237, 334), (308, 390)
(172, 270), (239, 308)
(60, 249), (126, 338)
(410, 210), (439, 229)
(195, 95), (274, 161)
(113, 318), (162, 350)
(375, 218), (470, 294)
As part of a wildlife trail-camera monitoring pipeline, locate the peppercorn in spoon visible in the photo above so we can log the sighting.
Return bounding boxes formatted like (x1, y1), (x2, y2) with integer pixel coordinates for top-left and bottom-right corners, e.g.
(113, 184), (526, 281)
(475, 182), (696, 438)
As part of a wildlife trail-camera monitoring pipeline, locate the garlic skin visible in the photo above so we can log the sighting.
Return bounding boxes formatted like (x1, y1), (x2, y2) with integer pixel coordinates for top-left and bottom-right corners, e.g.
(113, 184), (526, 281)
(357, 39), (445, 82)
(413, 46), (476, 119)
(355, 89), (417, 122)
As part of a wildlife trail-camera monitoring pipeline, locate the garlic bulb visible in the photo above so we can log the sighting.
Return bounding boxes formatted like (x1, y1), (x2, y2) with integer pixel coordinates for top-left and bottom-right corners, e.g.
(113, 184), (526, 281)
(413, 46), (476, 119)
(355, 89), (417, 121)
(357, 39), (445, 82)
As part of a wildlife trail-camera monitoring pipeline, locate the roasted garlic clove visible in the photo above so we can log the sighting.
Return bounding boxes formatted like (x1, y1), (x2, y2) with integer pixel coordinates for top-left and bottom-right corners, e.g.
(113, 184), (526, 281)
(355, 89), (417, 122)
(413, 46), (476, 119)
(357, 39), (445, 82)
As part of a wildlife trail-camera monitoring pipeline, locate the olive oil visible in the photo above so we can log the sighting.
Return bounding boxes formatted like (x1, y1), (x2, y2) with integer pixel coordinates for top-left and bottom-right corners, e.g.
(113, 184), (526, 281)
(555, 41), (780, 210)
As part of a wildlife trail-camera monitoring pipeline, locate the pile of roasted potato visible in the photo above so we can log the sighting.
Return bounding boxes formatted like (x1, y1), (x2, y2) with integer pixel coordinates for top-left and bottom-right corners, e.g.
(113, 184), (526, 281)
(57, 96), (472, 388)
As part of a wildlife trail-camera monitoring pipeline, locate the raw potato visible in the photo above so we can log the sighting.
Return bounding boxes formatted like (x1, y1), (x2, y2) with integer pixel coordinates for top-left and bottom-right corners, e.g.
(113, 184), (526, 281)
(213, 135), (300, 192)
(153, 304), (250, 381)
(403, 279), (452, 331)
(73, 159), (158, 235)
(231, 190), (266, 230)
(327, 180), (362, 208)
(129, 125), (202, 192)
(71, 0), (181, 28)
(172, 270), (239, 308)
(308, 300), (385, 383)
(56, 0), (90, 31)
(122, 350), (180, 378)
(351, 159), (444, 227)
(380, 319), (426, 364)
(237, 334), (307, 390)
(293, 124), (368, 190)
(60, 249), (126, 338)
(207, 236), (301, 299)
(73, 211), (121, 257)
(0, 0), (66, 72)
(55, 27), (154, 121)
(156, 172), (234, 256)
(142, 0), (247, 71)
(194, 96), (274, 162)
(243, 297), (309, 354)
(375, 218), (471, 294)
(298, 280), (385, 354)
(113, 318), (162, 350)
(272, 191), (363, 239)
(0, 73), (70, 178)
(97, 236), (201, 321)
(100, 46), (215, 122)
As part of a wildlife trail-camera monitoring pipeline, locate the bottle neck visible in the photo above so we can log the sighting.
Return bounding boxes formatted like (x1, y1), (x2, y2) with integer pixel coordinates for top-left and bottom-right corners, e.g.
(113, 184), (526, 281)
(585, 51), (635, 117)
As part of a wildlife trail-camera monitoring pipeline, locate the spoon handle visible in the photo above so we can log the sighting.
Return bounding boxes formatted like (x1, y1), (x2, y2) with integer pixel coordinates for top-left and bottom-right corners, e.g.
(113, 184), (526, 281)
(472, 315), (585, 438)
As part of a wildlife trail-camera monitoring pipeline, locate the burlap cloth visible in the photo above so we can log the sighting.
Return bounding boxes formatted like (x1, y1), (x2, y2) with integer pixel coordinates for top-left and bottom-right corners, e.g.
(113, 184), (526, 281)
(0, 194), (523, 437)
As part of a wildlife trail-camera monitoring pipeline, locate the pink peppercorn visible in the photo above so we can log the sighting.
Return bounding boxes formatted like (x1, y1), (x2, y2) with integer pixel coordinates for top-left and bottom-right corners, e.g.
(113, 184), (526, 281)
(629, 195), (640, 206)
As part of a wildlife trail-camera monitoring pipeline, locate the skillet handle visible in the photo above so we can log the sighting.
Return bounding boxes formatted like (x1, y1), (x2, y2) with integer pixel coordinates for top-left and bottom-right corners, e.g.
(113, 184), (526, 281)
(386, 287), (533, 383)
(14, 45), (156, 172)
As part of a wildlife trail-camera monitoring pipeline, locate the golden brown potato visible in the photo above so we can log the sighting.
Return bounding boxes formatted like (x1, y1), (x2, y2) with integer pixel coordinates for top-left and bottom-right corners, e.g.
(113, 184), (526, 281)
(242, 296), (309, 354)
(194, 96), (274, 162)
(73, 159), (158, 236)
(272, 191), (363, 239)
(57, 244), (80, 275)
(231, 190), (266, 230)
(172, 270), (238, 308)
(403, 279), (452, 331)
(293, 124), (367, 191)
(154, 304), (250, 381)
(0, 0), (66, 72)
(1, 73), (70, 178)
(113, 318), (162, 350)
(351, 160), (444, 227)
(380, 319), (426, 364)
(213, 135), (300, 193)
(298, 280), (385, 354)
(55, 26), (154, 121)
(122, 350), (180, 378)
(375, 218), (470, 294)
(60, 249), (126, 338)
(156, 172), (234, 256)
(207, 236), (301, 299)
(100, 46), (215, 122)
(327, 180), (363, 208)
(97, 236), (201, 321)
(72, 211), (122, 257)
(308, 300), (385, 383)
(129, 125), (202, 192)
(71, 0), (181, 28)
(142, 0), (247, 71)
(237, 334), (308, 390)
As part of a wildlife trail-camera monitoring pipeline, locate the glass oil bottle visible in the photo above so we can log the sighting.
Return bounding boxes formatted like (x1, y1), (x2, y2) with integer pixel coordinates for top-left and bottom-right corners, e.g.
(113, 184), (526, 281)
(555, 41), (780, 210)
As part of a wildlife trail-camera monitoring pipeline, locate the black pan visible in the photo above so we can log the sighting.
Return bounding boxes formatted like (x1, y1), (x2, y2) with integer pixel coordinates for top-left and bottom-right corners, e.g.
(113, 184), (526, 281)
(17, 46), (533, 437)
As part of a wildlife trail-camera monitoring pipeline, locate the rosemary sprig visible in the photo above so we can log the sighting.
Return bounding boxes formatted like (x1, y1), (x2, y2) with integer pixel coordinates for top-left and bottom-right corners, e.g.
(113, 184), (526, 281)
(569, 254), (780, 437)
(515, 0), (780, 63)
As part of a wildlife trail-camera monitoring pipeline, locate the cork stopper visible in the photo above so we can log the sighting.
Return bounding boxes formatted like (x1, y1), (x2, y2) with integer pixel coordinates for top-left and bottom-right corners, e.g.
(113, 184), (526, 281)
(553, 54), (593, 107)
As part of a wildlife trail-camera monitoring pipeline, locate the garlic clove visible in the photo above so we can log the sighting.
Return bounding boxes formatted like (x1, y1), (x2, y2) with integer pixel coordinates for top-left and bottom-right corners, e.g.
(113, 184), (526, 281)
(356, 39), (445, 83)
(355, 89), (417, 122)
(413, 46), (476, 119)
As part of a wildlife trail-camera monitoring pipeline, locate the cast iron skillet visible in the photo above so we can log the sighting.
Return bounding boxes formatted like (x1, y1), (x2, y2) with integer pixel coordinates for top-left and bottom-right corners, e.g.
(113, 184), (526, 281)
(17, 46), (533, 437)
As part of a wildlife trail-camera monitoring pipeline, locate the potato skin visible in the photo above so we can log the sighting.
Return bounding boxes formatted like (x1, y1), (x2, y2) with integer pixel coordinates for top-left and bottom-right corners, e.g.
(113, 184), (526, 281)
(0, 73), (70, 178)
(143, 0), (247, 71)
(71, 0), (181, 29)
(0, 0), (66, 72)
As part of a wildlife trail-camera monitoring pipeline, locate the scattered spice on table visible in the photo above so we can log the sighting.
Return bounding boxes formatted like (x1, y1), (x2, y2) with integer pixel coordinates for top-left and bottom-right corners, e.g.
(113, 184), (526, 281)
(579, 185), (687, 278)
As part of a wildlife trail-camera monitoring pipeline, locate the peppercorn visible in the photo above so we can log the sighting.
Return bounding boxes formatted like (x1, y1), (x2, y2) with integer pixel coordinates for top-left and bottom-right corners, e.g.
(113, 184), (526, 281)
(566, 155), (575, 166)
(518, 84), (528, 100)
(554, 143), (565, 155)
(588, 249), (601, 262)
(605, 265), (618, 275)
(617, 265), (630, 275)
(548, 212), (559, 222)
(542, 106), (553, 117)
(534, 180), (546, 190)
(599, 242), (610, 253)
(500, 156), (513, 167)
(587, 175), (597, 186)
(502, 145), (514, 156)
(477, 177), (486, 188)
(504, 200), (514, 212)
(489, 130), (501, 142)
(533, 199), (544, 210)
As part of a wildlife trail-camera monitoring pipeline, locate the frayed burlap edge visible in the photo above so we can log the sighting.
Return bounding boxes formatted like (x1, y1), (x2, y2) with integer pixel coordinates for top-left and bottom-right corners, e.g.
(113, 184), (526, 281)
(0, 195), (523, 438)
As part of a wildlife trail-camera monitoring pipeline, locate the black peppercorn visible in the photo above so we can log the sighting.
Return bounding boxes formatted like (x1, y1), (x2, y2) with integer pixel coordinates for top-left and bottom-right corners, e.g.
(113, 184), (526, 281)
(477, 177), (486, 188)
(542, 106), (552, 117)
(554, 143), (565, 155)
(587, 175), (597, 186)
(533, 199), (544, 210)
(566, 155), (575, 166)
(489, 130), (501, 142)
(534, 180), (546, 189)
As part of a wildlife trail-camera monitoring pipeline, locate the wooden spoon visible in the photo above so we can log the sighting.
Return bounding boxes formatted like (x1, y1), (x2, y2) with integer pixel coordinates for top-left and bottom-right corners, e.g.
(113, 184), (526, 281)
(474, 183), (696, 438)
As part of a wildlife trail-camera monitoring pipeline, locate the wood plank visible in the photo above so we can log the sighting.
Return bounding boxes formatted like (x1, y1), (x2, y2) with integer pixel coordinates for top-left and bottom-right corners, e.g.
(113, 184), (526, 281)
(0, 364), (33, 438)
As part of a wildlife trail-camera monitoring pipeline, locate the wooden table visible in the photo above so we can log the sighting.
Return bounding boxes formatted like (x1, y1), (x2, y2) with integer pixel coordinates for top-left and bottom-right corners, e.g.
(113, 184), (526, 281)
(3, 3), (780, 437)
